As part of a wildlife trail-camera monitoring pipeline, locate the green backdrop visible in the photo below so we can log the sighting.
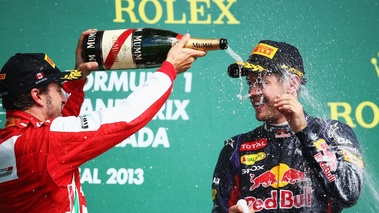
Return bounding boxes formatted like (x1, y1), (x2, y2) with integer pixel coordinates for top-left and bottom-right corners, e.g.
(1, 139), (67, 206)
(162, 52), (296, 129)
(1, 0), (378, 212)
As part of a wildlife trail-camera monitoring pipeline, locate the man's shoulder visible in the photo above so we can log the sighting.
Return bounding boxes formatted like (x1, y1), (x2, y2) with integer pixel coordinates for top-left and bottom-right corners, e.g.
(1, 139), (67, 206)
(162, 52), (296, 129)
(229, 125), (264, 138)
(307, 115), (352, 129)
(225, 125), (265, 145)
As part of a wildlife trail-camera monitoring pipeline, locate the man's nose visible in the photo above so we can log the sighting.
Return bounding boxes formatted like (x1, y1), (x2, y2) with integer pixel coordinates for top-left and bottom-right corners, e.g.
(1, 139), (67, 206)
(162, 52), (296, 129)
(60, 92), (67, 103)
(248, 86), (262, 96)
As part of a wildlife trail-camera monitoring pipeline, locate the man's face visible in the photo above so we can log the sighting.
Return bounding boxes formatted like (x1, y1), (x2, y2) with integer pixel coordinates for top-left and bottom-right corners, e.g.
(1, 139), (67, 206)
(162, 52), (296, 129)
(247, 73), (288, 124)
(41, 82), (66, 119)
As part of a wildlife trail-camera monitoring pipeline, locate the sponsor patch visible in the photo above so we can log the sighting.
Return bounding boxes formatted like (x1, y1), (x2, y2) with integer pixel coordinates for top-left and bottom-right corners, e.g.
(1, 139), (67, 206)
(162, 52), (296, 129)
(341, 149), (364, 168)
(241, 152), (266, 165)
(240, 138), (267, 151)
(274, 129), (291, 138)
(244, 188), (312, 211)
(0, 135), (20, 183)
(249, 163), (309, 191)
(35, 72), (45, 80)
(212, 188), (217, 201)
(251, 43), (278, 59)
(0, 73), (6, 80)
(225, 138), (235, 148)
(80, 116), (89, 129)
(44, 54), (56, 68)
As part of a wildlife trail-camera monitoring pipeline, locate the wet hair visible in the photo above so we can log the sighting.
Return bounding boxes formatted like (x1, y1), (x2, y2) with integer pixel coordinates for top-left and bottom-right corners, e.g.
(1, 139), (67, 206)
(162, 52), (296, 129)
(246, 70), (302, 94)
(1, 84), (49, 111)
(279, 70), (303, 94)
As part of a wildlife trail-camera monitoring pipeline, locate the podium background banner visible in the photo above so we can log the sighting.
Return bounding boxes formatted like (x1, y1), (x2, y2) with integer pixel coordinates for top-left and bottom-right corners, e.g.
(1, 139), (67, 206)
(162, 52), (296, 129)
(1, 0), (378, 212)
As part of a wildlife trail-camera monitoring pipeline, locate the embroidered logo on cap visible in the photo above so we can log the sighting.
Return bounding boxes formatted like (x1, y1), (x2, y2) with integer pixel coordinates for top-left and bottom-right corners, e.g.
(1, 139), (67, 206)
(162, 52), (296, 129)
(44, 54), (56, 68)
(35, 72), (45, 80)
(251, 43), (278, 59)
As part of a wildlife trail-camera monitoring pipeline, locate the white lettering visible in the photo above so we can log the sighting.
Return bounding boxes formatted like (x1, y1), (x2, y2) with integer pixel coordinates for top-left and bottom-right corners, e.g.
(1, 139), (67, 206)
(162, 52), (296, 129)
(153, 99), (190, 120)
(80, 168), (144, 185)
(116, 127), (170, 148)
(84, 71), (153, 92)
(80, 168), (101, 184)
(81, 98), (189, 121)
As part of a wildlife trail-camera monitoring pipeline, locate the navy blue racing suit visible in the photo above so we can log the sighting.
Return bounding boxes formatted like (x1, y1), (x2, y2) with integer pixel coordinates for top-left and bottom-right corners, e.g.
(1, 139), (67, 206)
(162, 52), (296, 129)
(211, 113), (364, 212)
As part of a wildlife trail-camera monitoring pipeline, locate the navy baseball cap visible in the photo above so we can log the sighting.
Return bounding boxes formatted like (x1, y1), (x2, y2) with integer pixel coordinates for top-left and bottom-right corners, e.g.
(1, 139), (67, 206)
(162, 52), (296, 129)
(0, 53), (82, 98)
(227, 40), (307, 85)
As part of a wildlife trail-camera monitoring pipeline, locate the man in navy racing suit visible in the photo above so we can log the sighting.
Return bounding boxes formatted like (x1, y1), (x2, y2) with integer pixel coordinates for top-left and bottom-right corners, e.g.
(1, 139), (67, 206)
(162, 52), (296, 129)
(211, 40), (364, 213)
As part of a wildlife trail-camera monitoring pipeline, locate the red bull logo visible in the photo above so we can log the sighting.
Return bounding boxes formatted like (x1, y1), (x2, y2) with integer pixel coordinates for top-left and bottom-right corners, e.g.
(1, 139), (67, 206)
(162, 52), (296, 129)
(313, 139), (337, 182)
(274, 129), (291, 138)
(314, 153), (336, 182)
(313, 139), (337, 171)
(247, 163), (311, 211)
(281, 168), (306, 184)
(249, 171), (277, 191)
(245, 187), (312, 211)
(249, 163), (308, 191)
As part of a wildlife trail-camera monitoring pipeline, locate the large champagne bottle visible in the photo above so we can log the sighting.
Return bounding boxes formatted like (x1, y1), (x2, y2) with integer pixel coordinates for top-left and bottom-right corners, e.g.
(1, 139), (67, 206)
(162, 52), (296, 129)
(82, 28), (228, 70)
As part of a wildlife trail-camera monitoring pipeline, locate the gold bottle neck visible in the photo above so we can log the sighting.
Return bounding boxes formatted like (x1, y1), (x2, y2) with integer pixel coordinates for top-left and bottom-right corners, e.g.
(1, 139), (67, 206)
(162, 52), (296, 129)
(184, 38), (227, 50)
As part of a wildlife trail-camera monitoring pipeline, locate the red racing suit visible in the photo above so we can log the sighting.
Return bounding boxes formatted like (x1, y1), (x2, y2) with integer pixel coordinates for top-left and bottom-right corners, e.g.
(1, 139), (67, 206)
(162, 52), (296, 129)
(0, 61), (176, 213)
(211, 114), (364, 213)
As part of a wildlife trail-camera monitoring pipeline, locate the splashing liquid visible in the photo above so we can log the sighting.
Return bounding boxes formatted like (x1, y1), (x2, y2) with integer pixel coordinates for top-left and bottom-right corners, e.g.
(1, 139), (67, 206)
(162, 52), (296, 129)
(224, 45), (374, 212)
(225, 47), (251, 102)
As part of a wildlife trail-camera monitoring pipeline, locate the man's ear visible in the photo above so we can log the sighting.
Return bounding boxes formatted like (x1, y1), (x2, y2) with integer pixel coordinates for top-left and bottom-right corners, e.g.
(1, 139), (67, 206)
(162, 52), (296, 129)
(287, 75), (301, 95)
(30, 88), (44, 107)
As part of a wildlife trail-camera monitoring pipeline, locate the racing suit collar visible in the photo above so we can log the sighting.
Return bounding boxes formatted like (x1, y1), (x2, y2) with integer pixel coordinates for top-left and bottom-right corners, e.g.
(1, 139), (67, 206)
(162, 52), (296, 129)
(264, 122), (294, 139)
(263, 112), (310, 138)
(5, 110), (51, 128)
(264, 122), (291, 131)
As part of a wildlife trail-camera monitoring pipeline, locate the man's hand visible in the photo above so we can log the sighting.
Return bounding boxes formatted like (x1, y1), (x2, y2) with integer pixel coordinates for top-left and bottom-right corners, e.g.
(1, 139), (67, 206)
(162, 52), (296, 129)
(165, 33), (207, 74)
(274, 94), (307, 133)
(228, 203), (255, 213)
(75, 29), (99, 79)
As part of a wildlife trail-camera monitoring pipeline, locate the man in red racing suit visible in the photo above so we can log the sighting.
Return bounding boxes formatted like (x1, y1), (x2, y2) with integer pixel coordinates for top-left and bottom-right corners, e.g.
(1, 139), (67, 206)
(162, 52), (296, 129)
(0, 32), (206, 213)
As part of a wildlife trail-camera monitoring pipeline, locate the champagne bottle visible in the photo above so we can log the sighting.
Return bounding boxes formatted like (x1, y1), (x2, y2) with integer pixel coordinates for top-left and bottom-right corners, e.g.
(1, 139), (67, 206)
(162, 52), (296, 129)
(82, 28), (228, 70)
